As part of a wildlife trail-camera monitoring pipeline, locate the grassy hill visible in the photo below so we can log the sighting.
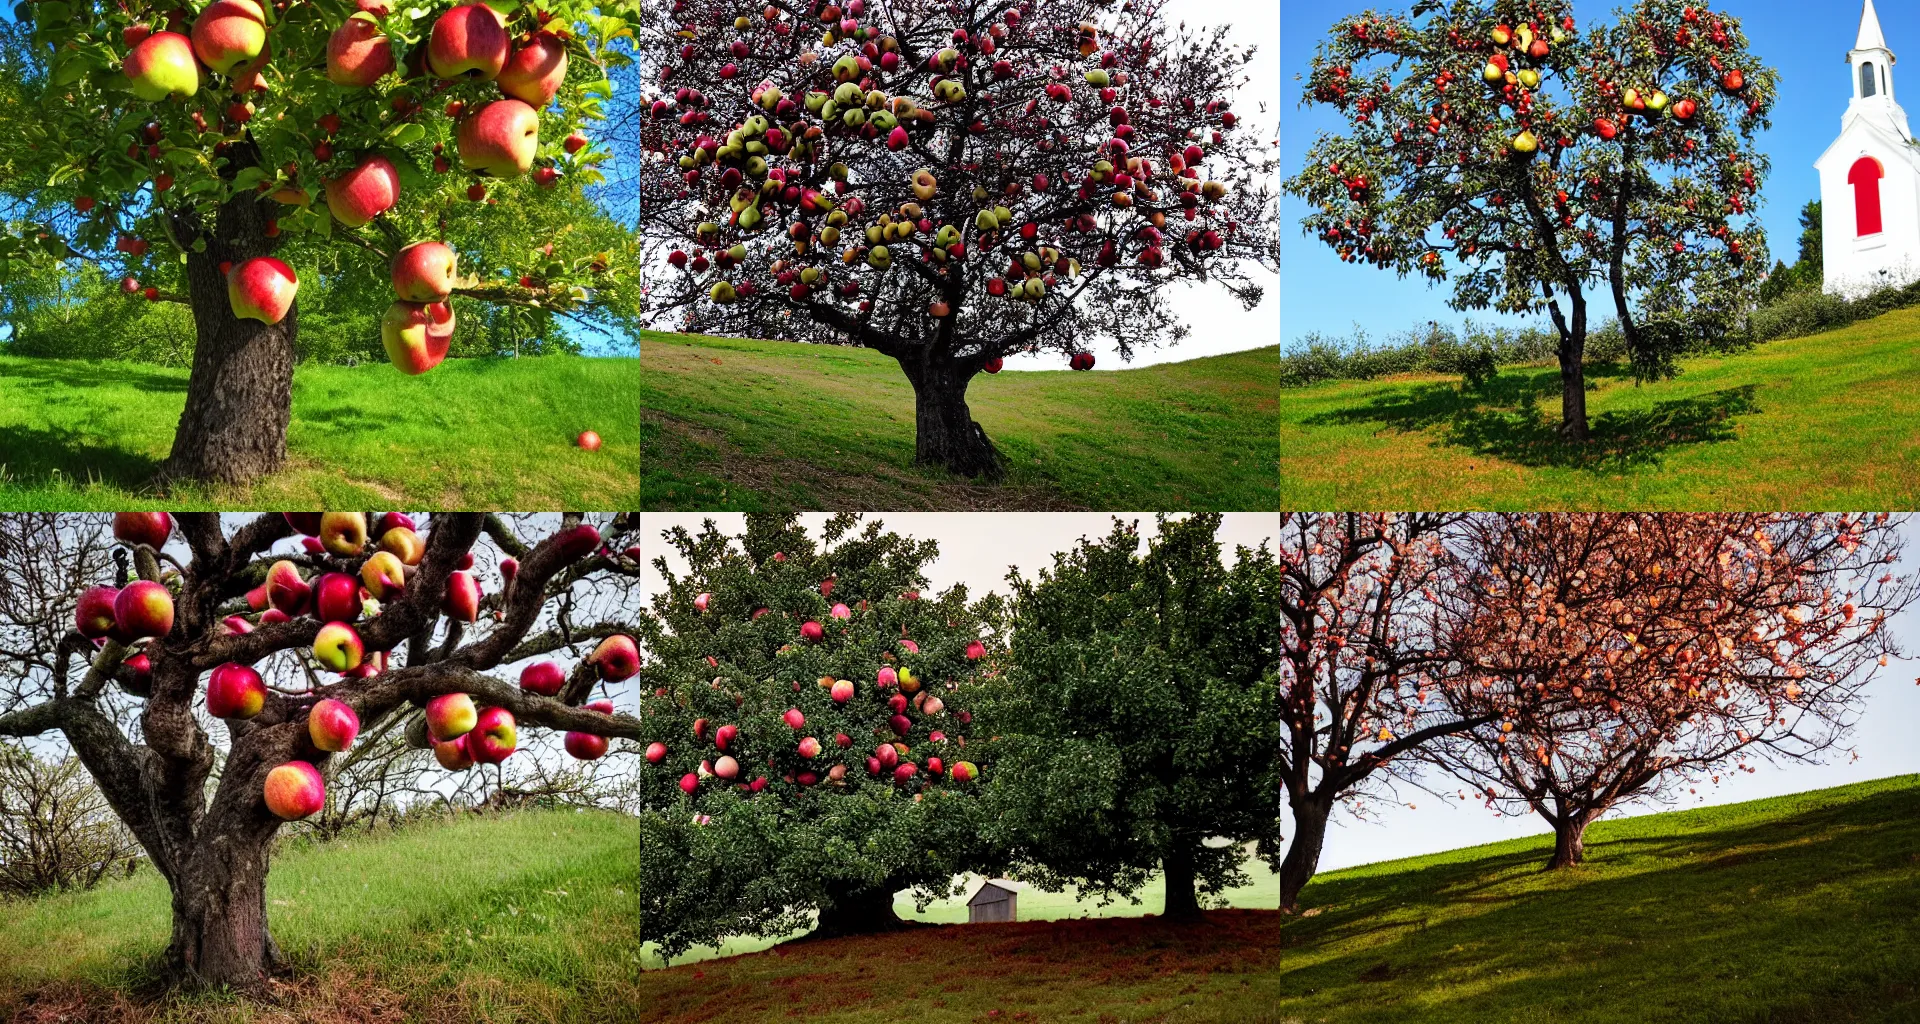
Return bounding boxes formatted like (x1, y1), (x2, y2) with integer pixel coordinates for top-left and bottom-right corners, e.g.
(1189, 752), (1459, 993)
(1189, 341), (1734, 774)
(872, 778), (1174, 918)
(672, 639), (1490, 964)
(0, 354), (638, 509)
(1281, 306), (1920, 508)
(642, 330), (1279, 510)
(638, 775), (1920, 1024)
(0, 808), (640, 1024)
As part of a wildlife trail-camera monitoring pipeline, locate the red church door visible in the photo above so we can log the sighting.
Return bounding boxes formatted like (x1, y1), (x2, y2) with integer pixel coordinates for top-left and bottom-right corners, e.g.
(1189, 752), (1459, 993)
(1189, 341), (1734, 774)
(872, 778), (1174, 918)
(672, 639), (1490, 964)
(1849, 156), (1885, 236)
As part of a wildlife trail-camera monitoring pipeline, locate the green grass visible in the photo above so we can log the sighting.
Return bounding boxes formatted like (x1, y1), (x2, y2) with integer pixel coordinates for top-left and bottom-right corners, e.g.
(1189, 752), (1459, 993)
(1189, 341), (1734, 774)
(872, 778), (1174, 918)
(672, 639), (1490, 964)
(0, 808), (641, 1023)
(1281, 306), (1920, 508)
(642, 330), (1279, 510)
(639, 775), (1920, 1023)
(0, 354), (638, 509)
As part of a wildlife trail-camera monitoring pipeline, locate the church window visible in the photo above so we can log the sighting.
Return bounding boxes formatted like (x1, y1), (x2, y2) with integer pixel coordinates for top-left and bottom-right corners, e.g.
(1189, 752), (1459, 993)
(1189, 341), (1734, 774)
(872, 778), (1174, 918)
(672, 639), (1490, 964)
(1862, 61), (1877, 98)
(1849, 156), (1885, 237)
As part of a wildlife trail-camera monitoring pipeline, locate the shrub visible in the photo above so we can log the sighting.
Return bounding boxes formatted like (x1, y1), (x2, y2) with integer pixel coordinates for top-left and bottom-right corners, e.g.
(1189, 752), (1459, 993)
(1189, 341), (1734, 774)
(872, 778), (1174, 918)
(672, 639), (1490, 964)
(0, 746), (138, 898)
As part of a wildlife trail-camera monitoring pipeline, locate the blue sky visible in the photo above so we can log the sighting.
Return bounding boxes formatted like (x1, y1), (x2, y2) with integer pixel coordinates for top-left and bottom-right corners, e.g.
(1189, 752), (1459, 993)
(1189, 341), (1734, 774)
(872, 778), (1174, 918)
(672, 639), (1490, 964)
(1281, 0), (1917, 350)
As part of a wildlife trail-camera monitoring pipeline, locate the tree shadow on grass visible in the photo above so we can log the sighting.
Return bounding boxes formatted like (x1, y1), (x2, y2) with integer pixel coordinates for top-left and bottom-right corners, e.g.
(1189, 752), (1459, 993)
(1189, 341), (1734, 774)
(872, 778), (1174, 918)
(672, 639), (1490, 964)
(0, 424), (164, 494)
(1303, 366), (1759, 471)
(0, 358), (189, 394)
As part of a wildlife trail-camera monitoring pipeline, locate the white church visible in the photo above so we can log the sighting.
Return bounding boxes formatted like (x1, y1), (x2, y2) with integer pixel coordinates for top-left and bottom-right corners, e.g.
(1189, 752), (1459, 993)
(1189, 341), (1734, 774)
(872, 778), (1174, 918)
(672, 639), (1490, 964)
(1816, 0), (1920, 297)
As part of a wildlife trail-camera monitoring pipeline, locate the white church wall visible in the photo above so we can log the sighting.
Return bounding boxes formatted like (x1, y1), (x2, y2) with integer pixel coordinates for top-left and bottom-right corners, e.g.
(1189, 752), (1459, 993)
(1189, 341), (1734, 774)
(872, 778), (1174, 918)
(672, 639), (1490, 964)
(1822, 145), (1920, 299)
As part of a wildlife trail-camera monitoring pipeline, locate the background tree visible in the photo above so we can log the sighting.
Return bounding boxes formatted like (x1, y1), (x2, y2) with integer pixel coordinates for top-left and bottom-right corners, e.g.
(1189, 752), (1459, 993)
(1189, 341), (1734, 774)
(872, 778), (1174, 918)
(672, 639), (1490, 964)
(1287, 0), (1776, 440)
(0, 747), (140, 897)
(1435, 512), (1915, 868)
(638, 0), (1278, 478)
(0, 0), (638, 485)
(0, 512), (643, 993)
(985, 514), (1280, 921)
(635, 513), (1003, 958)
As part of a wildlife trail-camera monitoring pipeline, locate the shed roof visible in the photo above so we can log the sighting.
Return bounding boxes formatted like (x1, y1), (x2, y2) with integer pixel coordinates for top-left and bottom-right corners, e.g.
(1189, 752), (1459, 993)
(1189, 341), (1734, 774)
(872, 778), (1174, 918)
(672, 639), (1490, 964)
(967, 879), (1026, 903)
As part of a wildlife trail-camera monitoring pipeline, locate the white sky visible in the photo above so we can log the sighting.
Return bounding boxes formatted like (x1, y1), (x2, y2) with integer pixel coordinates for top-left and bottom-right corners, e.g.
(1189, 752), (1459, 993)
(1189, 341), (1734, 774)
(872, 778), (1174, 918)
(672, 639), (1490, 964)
(641, 513), (1920, 874)
(1001, 0), (1279, 371)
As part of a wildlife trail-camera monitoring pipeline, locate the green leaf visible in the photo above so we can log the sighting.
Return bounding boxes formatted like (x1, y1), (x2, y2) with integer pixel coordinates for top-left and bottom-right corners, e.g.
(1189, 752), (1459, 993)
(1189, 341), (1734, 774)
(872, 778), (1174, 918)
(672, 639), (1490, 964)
(37, 1), (69, 20)
(230, 167), (271, 193)
(386, 122), (426, 146)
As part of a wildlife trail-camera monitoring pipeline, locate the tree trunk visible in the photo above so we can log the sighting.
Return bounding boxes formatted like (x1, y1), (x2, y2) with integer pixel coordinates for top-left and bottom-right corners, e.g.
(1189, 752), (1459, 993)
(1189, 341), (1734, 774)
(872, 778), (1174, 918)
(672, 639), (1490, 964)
(158, 177), (297, 486)
(1546, 810), (1598, 870)
(899, 355), (1004, 480)
(1279, 796), (1331, 912)
(166, 836), (281, 992)
(1555, 328), (1589, 442)
(811, 883), (905, 938)
(1160, 842), (1202, 922)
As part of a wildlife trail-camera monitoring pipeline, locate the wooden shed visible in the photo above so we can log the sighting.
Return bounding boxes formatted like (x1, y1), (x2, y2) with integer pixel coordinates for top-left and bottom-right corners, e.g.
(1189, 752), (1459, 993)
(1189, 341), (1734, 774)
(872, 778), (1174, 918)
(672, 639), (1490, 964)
(967, 879), (1024, 923)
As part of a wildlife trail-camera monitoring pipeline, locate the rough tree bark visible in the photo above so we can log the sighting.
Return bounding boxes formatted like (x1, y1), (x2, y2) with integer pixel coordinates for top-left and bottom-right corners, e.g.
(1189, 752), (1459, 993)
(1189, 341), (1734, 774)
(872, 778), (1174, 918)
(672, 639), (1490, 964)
(1547, 808), (1601, 870)
(160, 181), (297, 486)
(1279, 795), (1331, 913)
(899, 354), (1004, 480)
(1160, 843), (1202, 922)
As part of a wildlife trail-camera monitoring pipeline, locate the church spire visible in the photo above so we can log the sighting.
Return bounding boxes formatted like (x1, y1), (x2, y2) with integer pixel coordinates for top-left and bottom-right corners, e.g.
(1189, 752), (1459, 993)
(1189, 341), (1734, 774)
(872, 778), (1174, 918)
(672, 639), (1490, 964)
(1857, 0), (1889, 54)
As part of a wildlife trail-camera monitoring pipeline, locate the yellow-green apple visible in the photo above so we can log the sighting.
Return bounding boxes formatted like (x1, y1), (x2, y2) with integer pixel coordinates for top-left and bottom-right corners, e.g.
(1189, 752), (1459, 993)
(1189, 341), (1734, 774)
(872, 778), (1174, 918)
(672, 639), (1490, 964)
(265, 559), (309, 614)
(326, 14), (394, 87)
(391, 241), (457, 302)
(113, 513), (173, 549)
(360, 550), (406, 599)
(325, 155), (400, 227)
(950, 761), (979, 782)
(433, 733), (474, 770)
(379, 525), (425, 565)
(312, 622), (364, 672)
(497, 31), (567, 106)
(441, 570), (480, 622)
(121, 652), (153, 697)
(75, 586), (121, 638)
(457, 99), (539, 176)
(564, 732), (608, 760)
(428, 3), (509, 80)
(519, 660), (565, 696)
(190, 0), (266, 75)
(307, 697), (360, 752)
(313, 572), (361, 622)
(114, 580), (174, 640)
(426, 692), (477, 741)
(207, 662), (266, 719)
(264, 761), (325, 820)
(227, 257), (298, 324)
(319, 511), (368, 555)
(381, 301), (452, 375)
(283, 512), (323, 535)
(468, 706), (516, 763)
(591, 634), (639, 681)
(125, 31), (200, 101)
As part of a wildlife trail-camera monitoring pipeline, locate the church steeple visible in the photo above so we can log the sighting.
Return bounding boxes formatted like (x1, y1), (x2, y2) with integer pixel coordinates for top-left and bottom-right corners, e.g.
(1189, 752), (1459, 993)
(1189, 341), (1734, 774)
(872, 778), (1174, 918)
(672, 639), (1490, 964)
(1847, 0), (1908, 140)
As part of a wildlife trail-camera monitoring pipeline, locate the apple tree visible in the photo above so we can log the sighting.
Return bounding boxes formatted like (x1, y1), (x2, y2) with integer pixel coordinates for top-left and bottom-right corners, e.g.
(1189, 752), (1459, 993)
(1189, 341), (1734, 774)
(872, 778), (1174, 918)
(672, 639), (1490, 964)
(983, 514), (1280, 921)
(635, 513), (1004, 957)
(638, 0), (1279, 478)
(0, 512), (643, 992)
(1434, 512), (1915, 867)
(1286, 0), (1776, 440)
(0, 0), (637, 485)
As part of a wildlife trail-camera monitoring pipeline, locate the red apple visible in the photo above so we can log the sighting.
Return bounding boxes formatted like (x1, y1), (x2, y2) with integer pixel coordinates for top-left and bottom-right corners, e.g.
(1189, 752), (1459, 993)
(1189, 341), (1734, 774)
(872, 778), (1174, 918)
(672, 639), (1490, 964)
(113, 512), (173, 549)
(433, 733), (474, 770)
(457, 99), (540, 177)
(645, 741), (667, 763)
(326, 14), (394, 88)
(831, 679), (854, 703)
(565, 732), (608, 760)
(428, 3), (510, 80)
(308, 697), (360, 752)
(391, 240), (457, 302)
(381, 300), (453, 375)
(283, 513), (323, 535)
(591, 634), (640, 681)
(227, 257), (298, 324)
(325, 155), (401, 227)
(801, 620), (824, 642)
(190, 0), (266, 76)
(784, 708), (805, 729)
(576, 430), (602, 450)
(75, 586), (121, 639)
(313, 572), (362, 622)
(264, 559), (309, 614)
(121, 652), (154, 697)
(207, 662), (266, 719)
(564, 132), (588, 154)
(441, 570), (480, 622)
(264, 761), (325, 819)
(519, 660), (566, 696)
(468, 706), (517, 763)
(114, 580), (174, 640)
(966, 640), (986, 660)
(497, 31), (568, 106)
(797, 736), (821, 758)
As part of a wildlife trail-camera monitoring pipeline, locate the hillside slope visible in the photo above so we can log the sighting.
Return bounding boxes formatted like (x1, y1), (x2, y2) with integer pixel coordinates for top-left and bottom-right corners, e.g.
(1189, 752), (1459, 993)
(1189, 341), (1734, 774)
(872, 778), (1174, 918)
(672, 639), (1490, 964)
(1282, 306), (1920, 508)
(0, 354), (638, 509)
(0, 809), (641, 1024)
(639, 775), (1920, 1024)
(642, 330), (1279, 510)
